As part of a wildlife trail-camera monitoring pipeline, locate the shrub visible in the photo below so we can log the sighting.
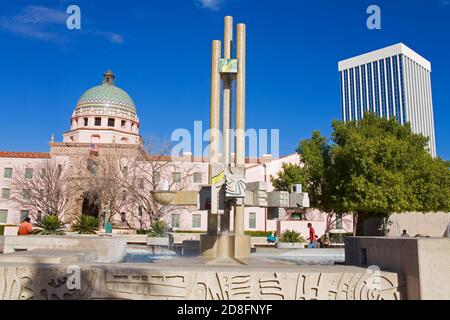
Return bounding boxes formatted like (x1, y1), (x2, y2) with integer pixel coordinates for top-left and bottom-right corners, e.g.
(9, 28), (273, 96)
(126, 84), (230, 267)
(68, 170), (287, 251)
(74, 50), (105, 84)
(72, 215), (100, 234)
(148, 220), (167, 237)
(244, 231), (272, 237)
(279, 230), (305, 243)
(33, 215), (65, 235)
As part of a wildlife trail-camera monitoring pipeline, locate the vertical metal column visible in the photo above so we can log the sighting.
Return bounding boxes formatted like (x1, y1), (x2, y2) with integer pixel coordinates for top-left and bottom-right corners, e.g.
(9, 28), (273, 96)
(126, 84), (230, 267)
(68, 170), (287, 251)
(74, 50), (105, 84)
(220, 16), (233, 233)
(208, 40), (221, 235)
(234, 23), (246, 236)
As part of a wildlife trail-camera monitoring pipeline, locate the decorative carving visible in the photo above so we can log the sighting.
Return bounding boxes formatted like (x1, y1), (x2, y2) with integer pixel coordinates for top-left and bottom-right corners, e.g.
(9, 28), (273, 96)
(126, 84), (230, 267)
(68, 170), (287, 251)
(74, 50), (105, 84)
(0, 266), (406, 300)
(0, 266), (97, 300)
(102, 270), (405, 300)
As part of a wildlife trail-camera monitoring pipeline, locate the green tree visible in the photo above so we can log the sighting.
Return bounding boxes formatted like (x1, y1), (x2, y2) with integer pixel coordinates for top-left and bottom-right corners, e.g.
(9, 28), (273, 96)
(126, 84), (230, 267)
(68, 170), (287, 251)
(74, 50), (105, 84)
(272, 112), (450, 235)
(295, 131), (332, 210)
(270, 163), (306, 192)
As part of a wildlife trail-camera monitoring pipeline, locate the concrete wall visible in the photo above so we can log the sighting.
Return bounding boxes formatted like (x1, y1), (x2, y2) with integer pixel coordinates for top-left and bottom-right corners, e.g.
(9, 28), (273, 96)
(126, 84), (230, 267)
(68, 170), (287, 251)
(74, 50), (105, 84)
(364, 212), (450, 237)
(386, 212), (450, 237)
(1, 235), (127, 263)
(345, 237), (450, 300)
(0, 262), (405, 300)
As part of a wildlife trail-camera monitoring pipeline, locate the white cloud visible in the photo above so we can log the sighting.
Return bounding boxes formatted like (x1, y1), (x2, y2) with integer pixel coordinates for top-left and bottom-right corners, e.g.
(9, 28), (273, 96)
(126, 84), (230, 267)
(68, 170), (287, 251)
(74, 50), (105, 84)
(0, 6), (67, 43)
(92, 31), (125, 44)
(0, 5), (124, 45)
(197, 0), (221, 11)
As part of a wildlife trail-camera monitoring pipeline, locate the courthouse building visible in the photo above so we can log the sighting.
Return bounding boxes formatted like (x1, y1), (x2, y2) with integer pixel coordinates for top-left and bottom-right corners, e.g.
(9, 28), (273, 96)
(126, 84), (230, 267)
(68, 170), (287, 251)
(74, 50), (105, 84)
(0, 71), (349, 236)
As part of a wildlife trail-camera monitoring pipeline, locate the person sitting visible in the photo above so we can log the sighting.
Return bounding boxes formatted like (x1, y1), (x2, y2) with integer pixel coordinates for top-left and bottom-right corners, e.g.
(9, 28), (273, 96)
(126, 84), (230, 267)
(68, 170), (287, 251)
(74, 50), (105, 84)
(400, 229), (410, 237)
(18, 217), (33, 235)
(266, 231), (277, 243)
(318, 233), (331, 248)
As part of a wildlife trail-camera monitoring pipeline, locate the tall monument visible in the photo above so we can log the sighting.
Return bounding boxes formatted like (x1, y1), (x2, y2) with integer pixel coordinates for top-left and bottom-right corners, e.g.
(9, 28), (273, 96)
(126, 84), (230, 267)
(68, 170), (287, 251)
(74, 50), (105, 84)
(200, 16), (251, 263)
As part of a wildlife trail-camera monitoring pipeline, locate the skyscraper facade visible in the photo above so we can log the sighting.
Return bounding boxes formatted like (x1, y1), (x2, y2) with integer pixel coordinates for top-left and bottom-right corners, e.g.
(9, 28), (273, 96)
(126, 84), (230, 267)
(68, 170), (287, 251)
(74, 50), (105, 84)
(338, 43), (436, 157)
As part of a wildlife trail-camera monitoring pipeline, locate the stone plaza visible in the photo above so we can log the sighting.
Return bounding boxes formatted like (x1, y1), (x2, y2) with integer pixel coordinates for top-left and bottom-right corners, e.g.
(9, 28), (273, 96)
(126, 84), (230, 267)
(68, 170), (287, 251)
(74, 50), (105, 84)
(0, 15), (449, 301)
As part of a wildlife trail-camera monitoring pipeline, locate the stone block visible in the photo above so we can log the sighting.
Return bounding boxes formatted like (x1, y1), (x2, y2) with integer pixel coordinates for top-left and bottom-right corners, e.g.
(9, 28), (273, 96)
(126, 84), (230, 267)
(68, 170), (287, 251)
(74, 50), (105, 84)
(345, 236), (450, 300)
(2, 235), (126, 263)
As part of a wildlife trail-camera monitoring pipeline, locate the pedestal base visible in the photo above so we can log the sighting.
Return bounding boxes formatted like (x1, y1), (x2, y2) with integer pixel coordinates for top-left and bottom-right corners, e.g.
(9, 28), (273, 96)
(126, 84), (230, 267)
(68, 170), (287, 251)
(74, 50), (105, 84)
(200, 234), (250, 264)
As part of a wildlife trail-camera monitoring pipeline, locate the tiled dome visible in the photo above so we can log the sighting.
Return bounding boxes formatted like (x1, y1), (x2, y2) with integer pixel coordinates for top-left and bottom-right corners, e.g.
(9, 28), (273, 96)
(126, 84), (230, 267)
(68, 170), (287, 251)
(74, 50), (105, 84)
(75, 71), (137, 117)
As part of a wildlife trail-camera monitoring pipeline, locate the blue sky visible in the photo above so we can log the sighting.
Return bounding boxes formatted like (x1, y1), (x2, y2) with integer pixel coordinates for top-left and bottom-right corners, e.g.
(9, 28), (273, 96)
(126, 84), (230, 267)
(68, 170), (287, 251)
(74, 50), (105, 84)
(0, 0), (449, 159)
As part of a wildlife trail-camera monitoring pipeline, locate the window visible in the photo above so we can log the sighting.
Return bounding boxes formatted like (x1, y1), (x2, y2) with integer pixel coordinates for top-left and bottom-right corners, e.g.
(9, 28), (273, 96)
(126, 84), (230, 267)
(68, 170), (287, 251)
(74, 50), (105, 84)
(291, 212), (302, 220)
(25, 168), (33, 179)
(0, 209), (7, 224)
(173, 172), (181, 183)
(153, 173), (161, 187)
(192, 214), (201, 229)
(122, 191), (127, 201)
(1, 188), (11, 200)
(3, 168), (13, 178)
(84, 118), (89, 126)
(248, 212), (256, 229)
(108, 118), (115, 127)
(193, 172), (202, 184)
(57, 164), (63, 177)
(121, 120), (126, 129)
(20, 210), (29, 222)
(23, 190), (31, 201)
(120, 212), (126, 222)
(138, 178), (144, 190)
(95, 117), (102, 126)
(123, 166), (128, 178)
(349, 68), (355, 121)
(172, 213), (180, 228)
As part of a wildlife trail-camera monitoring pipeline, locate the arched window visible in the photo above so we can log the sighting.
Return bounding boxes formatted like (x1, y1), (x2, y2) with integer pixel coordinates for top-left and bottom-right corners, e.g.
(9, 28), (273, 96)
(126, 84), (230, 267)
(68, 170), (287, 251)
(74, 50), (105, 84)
(91, 134), (101, 143)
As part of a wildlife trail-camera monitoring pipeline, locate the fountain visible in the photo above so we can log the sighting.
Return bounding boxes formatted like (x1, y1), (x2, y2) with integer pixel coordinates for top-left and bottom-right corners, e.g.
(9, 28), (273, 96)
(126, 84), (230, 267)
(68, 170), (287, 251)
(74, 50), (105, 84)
(0, 16), (406, 301)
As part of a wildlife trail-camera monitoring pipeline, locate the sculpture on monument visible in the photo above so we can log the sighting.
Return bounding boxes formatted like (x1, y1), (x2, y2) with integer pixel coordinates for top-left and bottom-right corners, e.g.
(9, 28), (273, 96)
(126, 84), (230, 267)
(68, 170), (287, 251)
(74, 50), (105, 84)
(199, 16), (250, 263)
(151, 16), (311, 264)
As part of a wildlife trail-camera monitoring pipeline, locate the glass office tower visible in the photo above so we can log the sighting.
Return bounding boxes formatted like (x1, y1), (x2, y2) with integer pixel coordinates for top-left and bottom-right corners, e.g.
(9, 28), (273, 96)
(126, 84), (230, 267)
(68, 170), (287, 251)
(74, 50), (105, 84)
(338, 43), (436, 157)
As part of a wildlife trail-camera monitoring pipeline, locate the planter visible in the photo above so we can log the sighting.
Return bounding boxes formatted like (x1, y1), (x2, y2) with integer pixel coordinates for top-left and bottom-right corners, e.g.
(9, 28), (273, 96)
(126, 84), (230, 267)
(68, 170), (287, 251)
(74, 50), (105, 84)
(3, 226), (19, 236)
(276, 242), (305, 249)
(147, 237), (169, 246)
(151, 191), (176, 205)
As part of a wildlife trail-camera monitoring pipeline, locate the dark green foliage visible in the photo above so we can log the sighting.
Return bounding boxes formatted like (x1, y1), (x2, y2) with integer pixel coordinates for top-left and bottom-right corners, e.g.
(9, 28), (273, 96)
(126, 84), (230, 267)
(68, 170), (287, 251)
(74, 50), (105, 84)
(279, 230), (305, 243)
(148, 220), (167, 237)
(244, 231), (272, 237)
(271, 112), (450, 235)
(33, 215), (65, 235)
(72, 215), (100, 234)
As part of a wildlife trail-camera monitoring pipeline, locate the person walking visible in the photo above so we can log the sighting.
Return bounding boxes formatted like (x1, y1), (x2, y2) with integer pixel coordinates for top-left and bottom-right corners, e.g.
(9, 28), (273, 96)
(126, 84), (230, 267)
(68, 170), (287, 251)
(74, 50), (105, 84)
(18, 217), (33, 235)
(307, 223), (317, 248)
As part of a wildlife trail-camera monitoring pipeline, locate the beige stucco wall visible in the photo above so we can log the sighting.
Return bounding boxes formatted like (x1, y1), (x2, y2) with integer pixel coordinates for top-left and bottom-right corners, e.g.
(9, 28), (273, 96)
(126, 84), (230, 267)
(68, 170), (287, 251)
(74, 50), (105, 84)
(386, 212), (450, 237)
(345, 237), (450, 300)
